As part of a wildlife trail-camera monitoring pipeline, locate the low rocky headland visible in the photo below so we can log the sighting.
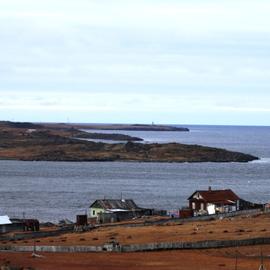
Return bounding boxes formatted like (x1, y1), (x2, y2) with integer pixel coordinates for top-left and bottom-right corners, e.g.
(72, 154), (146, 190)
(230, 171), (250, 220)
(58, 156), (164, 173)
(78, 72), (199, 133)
(74, 131), (143, 142)
(43, 123), (190, 132)
(0, 121), (258, 162)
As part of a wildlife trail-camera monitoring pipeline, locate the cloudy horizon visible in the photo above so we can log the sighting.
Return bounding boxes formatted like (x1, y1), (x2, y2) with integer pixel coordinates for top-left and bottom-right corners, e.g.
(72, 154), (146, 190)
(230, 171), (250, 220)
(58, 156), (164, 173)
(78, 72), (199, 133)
(1, 0), (270, 125)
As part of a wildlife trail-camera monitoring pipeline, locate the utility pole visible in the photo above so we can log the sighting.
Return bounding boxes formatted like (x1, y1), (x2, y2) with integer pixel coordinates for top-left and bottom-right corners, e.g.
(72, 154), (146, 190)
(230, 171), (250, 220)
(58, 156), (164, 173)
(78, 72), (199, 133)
(259, 249), (266, 270)
(235, 250), (238, 270)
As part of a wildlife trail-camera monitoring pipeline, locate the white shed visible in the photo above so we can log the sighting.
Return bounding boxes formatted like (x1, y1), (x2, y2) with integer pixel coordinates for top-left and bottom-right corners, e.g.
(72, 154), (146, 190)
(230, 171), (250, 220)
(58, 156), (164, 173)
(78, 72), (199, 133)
(0, 215), (12, 225)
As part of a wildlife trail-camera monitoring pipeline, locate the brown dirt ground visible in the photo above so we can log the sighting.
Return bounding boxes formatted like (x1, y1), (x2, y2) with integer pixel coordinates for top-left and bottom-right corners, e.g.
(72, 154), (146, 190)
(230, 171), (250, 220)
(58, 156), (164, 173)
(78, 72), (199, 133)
(3, 212), (269, 247)
(1, 213), (270, 269)
(1, 246), (270, 270)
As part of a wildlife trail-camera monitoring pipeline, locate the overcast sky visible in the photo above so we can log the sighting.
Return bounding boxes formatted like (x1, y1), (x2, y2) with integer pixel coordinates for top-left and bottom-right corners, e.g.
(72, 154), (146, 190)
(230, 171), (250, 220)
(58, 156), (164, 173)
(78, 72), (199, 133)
(0, 0), (270, 125)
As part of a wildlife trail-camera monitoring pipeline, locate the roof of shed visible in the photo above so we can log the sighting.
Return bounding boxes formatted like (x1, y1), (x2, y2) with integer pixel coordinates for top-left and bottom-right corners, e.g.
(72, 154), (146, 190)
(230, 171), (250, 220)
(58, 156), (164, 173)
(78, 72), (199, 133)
(0, 215), (12, 225)
(90, 199), (140, 210)
(188, 189), (240, 203)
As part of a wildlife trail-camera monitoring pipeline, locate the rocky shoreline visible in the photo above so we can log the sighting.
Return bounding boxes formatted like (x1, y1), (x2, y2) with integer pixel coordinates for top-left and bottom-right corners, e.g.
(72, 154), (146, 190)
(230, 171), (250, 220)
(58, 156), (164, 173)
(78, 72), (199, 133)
(0, 121), (258, 163)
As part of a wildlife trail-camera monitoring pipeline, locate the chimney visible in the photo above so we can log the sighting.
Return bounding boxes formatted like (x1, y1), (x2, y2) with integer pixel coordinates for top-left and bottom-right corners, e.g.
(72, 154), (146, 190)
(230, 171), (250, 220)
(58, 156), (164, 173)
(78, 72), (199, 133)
(208, 186), (212, 191)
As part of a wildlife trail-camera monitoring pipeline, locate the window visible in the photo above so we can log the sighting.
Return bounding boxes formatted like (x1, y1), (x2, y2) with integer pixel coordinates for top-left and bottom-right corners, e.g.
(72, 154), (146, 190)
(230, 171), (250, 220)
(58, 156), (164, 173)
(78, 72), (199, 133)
(92, 210), (96, 215)
(192, 202), (196, 210)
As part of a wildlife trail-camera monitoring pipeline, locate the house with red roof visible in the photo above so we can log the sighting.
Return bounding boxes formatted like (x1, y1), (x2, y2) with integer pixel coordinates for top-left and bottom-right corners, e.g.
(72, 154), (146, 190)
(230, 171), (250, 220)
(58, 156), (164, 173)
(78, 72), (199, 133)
(188, 187), (240, 216)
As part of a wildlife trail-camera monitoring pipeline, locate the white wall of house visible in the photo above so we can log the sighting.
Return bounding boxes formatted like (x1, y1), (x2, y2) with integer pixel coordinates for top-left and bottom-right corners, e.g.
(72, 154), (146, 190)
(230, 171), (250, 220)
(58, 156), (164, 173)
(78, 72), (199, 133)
(88, 207), (105, 218)
(207, 204), (216, 215)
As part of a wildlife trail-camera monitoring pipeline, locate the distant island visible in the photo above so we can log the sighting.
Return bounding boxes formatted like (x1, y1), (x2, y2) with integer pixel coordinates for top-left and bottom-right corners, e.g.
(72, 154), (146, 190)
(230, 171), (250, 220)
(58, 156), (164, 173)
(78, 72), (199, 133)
(74, 131), (143, 142)
(42, 123), (190, 132)
(0, 121), (258, 163)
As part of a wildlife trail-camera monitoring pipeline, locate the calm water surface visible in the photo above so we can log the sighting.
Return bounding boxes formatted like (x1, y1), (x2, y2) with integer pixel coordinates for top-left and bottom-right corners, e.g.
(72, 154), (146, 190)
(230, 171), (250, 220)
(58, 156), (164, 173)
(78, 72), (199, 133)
(0, 125), (269, 222)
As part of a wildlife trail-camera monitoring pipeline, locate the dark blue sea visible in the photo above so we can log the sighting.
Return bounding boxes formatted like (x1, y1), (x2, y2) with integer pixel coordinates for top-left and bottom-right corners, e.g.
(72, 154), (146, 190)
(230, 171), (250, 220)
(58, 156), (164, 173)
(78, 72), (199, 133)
(0, 125), (269, 222)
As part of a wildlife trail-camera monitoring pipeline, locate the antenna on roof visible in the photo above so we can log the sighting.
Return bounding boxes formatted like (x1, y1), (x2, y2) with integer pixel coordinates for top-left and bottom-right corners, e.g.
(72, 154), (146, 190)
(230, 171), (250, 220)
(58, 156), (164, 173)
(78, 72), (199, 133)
(120, 192), (125, 202)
